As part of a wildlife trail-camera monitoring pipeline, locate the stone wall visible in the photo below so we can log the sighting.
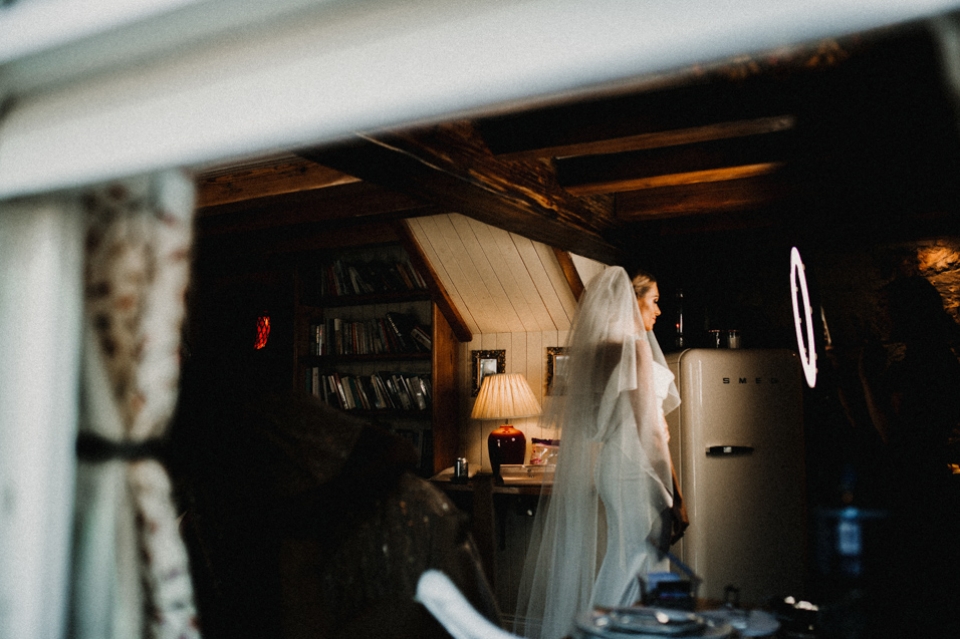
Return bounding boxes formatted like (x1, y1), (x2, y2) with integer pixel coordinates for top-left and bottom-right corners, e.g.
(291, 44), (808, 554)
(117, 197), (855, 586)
(813, 238), (960, 350)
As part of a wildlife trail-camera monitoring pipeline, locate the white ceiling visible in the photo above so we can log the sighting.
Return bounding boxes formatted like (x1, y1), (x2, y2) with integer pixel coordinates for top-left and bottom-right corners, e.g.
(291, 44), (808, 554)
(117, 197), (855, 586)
(407, 213), (607, 335)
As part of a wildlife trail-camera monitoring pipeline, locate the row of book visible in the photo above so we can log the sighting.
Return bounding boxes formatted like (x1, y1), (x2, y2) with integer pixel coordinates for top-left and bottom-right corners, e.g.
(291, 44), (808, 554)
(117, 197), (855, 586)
(309, 311), (431, 356)
(307, 369), (432, 412)
(318, 258), (427, 298)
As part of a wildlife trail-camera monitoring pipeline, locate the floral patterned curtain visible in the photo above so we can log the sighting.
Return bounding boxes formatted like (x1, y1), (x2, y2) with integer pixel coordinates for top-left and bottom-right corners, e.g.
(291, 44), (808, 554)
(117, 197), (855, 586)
(70, 171), (200, 639)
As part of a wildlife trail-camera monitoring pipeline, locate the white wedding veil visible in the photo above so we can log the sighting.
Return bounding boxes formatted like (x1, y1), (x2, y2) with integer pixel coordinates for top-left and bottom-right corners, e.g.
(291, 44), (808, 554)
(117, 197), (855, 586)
(514, 266), (680, 639)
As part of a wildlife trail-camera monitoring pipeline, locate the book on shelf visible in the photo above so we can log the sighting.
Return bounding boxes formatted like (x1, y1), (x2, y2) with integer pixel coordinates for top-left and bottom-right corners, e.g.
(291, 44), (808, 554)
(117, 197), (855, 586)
(394, 261), (414, 290)
(362, 375), (383, 410)
(394, 259), (427, 291)
(316, 256), (428, 298)
(401, 375), (418, 410)
(407, 375), (428, 411)
(330, 372), (345, 409)
(409, 324), (432, 351)
(309, 323), (324, 356)
(353, 377), (368, 410)
(362, 378), (375, 410)
(421, 373), (433, 401)
(330, 318), (342, 355)
(381, 371), (431, 412)
(378, 317), (397, 353)
(309, 370), (430, 413)
(344, 376), (365, 410)
(331, 260), (346, 296)
(307, 367), (336, 408)
(339, 376), (353, 409)
(380, 374), (403, 410)
(347, 264), (373, 295)
(369, 260), (404, 293)
(377, 373), (395, 410)
(323, 373), (335, 406)
(372, 319), (388, 354)
(315, 313), (428, 356)
(410, 262), (427, 289)
(349, 322), (358, 355)
(385, 311), (427, 353)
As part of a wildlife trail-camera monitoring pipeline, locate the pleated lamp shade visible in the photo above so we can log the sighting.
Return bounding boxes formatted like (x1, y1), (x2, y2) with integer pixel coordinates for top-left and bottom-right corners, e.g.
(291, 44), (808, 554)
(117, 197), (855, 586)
(471, 373), (541, 421)
(471, 373), (541, 477)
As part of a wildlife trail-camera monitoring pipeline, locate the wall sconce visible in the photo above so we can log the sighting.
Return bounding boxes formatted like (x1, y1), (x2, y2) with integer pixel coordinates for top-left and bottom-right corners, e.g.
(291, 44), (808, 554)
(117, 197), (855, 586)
(255, 313), (271, 349)
(471, 373), (541, 480)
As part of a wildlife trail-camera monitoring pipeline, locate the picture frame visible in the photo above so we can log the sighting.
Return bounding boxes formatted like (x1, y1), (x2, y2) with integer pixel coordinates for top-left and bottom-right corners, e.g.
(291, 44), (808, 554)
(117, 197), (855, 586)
(546, 346), (568, 395)
(471, 349), (505, 396)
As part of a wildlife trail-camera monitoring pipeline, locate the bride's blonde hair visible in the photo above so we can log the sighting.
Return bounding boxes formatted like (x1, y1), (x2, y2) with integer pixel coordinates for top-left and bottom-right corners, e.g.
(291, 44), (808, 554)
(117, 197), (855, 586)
(631, 269), (657, 298)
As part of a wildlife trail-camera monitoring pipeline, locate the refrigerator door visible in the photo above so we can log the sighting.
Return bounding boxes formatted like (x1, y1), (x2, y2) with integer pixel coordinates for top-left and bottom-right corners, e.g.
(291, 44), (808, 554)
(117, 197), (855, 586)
(665, 349), (806, 605)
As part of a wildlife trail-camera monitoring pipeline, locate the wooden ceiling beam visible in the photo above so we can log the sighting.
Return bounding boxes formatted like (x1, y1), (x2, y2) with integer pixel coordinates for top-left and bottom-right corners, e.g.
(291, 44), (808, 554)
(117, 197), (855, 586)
(196, 181), (435, 236)
(477, 75), (798, 158)
(196, 155), (360, 208)
(194, 219), (407, 272)
(555, 129), (796, 195)
(615, 173), (791, 220)
(499, 116), (796, 161)
(475, 35), (857, 158)
(301, 129), (622, 264)
(377, 122), (616, 231)
(568, 163), (784, 196)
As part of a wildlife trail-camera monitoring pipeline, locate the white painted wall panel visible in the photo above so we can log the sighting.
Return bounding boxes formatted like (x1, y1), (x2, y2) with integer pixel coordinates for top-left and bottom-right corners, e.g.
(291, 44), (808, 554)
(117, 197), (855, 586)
(463, 217), (543, 332)
(407, 216), (481, 335)
(512, 234), (570, 330)
(449, 214), (527, 333)
(458, 329), (570, 473)
(409, 214), (577, 335)
(472, 219), (559, 332)
(533, 240), (578, 325)
(432, 215), (504, 334)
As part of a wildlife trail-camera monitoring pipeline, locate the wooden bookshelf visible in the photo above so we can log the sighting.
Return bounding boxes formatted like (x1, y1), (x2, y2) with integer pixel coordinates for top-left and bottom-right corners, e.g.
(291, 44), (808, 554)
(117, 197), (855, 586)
(292, 242), (461, 476)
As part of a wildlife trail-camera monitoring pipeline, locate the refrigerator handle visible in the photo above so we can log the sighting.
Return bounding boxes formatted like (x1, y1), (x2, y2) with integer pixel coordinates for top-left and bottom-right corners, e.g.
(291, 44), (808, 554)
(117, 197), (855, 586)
(705, 445), (754, 456)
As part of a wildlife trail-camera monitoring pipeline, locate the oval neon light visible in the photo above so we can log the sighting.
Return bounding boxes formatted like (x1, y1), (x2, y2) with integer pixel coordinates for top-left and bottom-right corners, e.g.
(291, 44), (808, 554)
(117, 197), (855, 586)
(790, 247), (817, 388)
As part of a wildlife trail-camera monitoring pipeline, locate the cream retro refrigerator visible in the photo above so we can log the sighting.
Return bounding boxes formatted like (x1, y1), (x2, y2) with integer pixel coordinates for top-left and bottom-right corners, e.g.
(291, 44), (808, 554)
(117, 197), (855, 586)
(664, 348), (806, 606)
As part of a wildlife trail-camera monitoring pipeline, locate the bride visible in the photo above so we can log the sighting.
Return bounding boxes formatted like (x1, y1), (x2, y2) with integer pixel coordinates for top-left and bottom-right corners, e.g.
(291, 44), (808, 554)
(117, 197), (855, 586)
(515, 266), (686, 639)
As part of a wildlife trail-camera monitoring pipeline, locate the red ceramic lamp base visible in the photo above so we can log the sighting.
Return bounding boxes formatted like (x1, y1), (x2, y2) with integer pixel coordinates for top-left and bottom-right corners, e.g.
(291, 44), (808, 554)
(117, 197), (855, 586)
(488, 424), (526, 478)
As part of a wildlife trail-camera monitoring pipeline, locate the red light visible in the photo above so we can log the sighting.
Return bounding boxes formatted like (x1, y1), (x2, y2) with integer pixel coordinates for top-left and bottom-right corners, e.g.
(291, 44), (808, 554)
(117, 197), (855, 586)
(255, 315), (271, 349)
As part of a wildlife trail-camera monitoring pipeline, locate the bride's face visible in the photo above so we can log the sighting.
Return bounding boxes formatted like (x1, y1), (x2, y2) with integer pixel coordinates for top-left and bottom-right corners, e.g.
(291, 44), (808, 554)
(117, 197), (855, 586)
(638, 283), (661, 332)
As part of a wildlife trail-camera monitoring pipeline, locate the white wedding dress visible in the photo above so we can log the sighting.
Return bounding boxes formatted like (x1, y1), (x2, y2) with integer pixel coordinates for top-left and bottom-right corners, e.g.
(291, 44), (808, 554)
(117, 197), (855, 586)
(515, 267), (681, 639)
(592, 359), (675, 608)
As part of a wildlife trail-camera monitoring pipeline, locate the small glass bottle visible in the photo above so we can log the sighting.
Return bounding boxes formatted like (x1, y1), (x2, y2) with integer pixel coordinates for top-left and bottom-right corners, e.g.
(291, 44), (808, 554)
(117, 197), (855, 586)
(674, 289), (686, 349)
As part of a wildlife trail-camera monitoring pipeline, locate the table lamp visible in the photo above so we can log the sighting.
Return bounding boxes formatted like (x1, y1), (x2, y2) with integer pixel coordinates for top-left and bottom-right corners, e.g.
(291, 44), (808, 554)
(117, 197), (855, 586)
(471, 373), (542, 479)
